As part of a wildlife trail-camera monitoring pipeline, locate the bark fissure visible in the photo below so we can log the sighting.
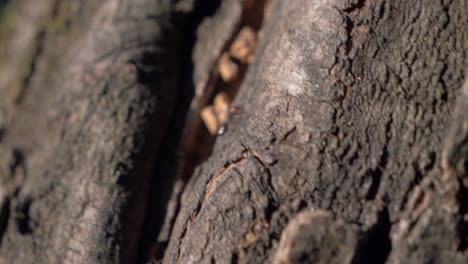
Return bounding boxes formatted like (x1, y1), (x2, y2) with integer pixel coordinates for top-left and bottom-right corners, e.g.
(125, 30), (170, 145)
(353, 207), (392, 264)
(15, 0), (63, 105)
(0, 197), (9, 245)
(366, 116), (392, 201)
(150, 1), (271, 262)
(456, 180), (468, 251)
(14, 30), (46, 104)
(136, 1), (230, 261)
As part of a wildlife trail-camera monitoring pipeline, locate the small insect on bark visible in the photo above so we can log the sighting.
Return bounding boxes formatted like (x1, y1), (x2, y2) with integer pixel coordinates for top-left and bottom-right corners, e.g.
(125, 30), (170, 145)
(217, 125), (227, 136)
(230, 105), (240, 115)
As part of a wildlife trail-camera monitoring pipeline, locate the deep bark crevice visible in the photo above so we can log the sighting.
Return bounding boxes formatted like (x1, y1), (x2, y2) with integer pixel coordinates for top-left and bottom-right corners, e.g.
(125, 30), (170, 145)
(353, 208), (392, 264)
(0, 198), (9, 245)
(137, 1), (223, 262)
(141, 1), (270, 262)
(457, 178), (468, 251)
(366, 119), (391, 201)
(341, 0), (368, 56)
(15, 29), (46, 105)
(365, 166), (383, 201)
(14, 198), (33, 235)
(343, 0), (367, 14)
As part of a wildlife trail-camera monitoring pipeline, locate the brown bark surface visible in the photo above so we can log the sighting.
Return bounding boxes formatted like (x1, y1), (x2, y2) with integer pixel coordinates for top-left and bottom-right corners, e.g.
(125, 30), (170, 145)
(0, 0), (466, 263)
(164, 0), (468, 263)
(0, 0), (187, 263)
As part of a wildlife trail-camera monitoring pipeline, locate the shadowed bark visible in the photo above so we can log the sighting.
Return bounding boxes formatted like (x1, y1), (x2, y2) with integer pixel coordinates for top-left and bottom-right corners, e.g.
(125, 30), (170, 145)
(0, 0), (189, 263)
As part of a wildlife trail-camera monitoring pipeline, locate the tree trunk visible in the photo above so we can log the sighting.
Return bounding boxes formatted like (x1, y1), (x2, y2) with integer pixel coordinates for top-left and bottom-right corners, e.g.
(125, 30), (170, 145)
(0, 0), (466, 263)
(164, 0), (468, 263)
(0, 0), (188, 263)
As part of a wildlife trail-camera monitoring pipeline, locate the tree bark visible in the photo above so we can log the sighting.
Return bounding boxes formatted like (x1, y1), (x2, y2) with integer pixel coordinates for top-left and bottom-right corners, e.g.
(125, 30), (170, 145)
(0, 0), (467, 263)
(164, 0), (467, 263)
(0, 0), (188, 263)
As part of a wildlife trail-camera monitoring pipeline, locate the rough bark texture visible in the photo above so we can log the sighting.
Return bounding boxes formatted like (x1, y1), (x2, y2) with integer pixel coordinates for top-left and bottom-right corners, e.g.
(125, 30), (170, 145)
(0, 0), (188, 263)
(0, 0), (467, 263)
(164, 0), (467, 263)
(273, 210), (359, 264)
